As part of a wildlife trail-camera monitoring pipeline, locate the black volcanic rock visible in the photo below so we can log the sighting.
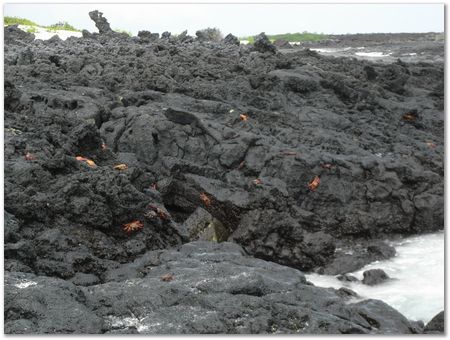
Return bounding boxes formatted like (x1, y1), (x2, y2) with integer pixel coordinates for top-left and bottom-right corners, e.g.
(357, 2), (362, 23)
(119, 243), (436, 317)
(273, 39), (292, 49)
(88, 10), (113, 34)
(224, 33), (240, 46)
(424, 311), (444, 333)
(362, 269), (390, 286)
(4, 242), (417, 334)
(337, 274), (359, 282)
(4, 24), (35, 44)
(253, 32), (277, 53)
(3, 11), (444, 334)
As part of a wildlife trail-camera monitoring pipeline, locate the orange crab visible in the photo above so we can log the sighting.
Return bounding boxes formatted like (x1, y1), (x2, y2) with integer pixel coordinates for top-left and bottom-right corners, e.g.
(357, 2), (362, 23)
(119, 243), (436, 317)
(402, 112), (417, 121)
(308, 176), (320, 191)
(160, 274), (174, 282)
(122, 220), (144, 233)
(113, 163), (128, 170)
(239, 114), (249, 121)
(200, 192), (212, 207)
(252, 178), (262, 185)
(76, 156), (97, 168)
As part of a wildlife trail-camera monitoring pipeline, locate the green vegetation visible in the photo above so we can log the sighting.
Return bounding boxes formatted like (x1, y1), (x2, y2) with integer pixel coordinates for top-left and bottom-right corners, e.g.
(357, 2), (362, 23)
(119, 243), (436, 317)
(46, 21), (80, 32)
(4, 16), (38, 26)
(240, 31), (327, 43)
(114, 29), (132, 37)
(4, 16), (81, 32)
(433, 33), (444, 41)
(26, 26), (38, 34)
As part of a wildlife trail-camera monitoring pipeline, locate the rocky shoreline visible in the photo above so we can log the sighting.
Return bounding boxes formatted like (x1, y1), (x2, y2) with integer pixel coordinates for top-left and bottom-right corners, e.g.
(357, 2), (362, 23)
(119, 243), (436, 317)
(4, 11), (444, 334)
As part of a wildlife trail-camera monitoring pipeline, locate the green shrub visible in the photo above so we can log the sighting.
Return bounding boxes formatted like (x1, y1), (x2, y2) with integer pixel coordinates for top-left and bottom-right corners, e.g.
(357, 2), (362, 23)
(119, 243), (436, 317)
(26, 26), (37, 33)
(240, 31), (327, 44)
(4, 16), (38, 26)
(46, 21), (80, 32)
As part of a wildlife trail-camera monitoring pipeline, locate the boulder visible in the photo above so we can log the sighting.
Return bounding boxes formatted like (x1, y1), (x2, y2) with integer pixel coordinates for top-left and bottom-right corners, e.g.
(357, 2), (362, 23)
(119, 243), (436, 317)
(424, 311), (444, 333)
(253, 32), (276, 54)
(337, 274), (359, 282)
(362, 269), (390, 286)
(367, 242), (396, 259)
(223, 33), (240, 46)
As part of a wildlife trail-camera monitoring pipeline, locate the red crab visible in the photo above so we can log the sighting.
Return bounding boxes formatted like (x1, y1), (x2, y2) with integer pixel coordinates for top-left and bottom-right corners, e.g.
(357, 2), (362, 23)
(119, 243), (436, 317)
(308, 176), (320, 191)
(122, 220), (144, 233)
(200, 192), (212, 207)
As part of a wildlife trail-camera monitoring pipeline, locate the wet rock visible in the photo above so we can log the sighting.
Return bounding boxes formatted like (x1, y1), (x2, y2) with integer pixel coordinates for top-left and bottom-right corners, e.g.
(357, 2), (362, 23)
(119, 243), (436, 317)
(4, 272), (104, 334)
(423, 311), (444, 333)
(322, 240), (397, 275)
(5, 242), (417, 334)
(231, 209), (335, 271)
(367, 242), (396, 259)
(321, 255), (370, 275)
(336, 287), (359, 298)
(362, 269), (390, 286)
(337, 274), (359, 282)
(253, 32), (277, 54)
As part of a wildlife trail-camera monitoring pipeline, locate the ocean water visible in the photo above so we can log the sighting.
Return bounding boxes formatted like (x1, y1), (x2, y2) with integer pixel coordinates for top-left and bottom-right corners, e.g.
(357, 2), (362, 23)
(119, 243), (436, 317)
(306, 231), (444, 323)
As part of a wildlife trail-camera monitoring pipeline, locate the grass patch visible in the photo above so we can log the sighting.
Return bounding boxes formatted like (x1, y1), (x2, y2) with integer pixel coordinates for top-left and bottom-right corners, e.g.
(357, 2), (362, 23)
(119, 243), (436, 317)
(26, 26), (38, 33)
(240, 31), (328, 44)
(46, 21), (80, 32)
(433, 33), (444, 41)
(4, 16), (38, 26)
(5, 16), (81, 32)
(114, 28), (132, 36)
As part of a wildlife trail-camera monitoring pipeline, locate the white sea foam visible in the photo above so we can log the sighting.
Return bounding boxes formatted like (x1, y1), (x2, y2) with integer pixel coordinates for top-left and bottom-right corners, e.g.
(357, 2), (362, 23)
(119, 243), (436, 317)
(311, 47), (352, 53)
(355, 51), (391, 57)
(14, 280), (37, 289)
(307, 231), (444, 323)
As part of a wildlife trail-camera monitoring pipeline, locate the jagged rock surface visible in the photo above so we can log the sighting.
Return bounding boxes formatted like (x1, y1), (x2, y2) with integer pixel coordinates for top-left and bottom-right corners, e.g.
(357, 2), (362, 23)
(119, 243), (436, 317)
(4, 242), (418, 334)
(3, 11), (444, 334)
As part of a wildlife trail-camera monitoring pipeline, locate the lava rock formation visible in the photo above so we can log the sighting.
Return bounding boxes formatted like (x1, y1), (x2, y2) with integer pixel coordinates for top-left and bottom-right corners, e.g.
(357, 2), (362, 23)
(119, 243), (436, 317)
(4, 11), (444, 334)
